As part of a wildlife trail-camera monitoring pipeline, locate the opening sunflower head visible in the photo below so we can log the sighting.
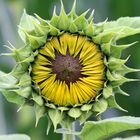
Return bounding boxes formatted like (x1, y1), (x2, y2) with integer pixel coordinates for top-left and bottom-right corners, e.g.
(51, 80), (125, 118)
(32, 33), (105, 106)
(1, 0), (139, 132)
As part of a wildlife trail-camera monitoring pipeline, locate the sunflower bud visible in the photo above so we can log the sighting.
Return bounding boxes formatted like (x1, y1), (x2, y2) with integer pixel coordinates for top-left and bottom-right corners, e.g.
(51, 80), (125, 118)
(0, 0), (140, 133)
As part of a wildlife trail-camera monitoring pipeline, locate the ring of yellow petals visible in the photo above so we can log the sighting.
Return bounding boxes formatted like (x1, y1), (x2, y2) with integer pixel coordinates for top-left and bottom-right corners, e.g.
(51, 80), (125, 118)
(32, 33), (105, 106)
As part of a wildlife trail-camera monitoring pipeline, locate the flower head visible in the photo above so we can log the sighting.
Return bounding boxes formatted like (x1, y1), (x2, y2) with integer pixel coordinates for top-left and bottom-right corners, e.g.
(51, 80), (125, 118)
(0, 0), (139, 132)
(32, 33), (105, 106)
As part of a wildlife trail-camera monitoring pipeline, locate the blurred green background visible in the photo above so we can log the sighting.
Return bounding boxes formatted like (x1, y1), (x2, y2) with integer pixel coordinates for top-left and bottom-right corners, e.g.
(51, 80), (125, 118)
(0, 0), (140, 140)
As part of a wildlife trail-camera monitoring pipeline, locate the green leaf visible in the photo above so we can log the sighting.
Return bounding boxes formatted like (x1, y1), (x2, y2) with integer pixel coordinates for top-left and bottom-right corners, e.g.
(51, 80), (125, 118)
(94, 17), (140, 44)
(78, 116), (140, 140)
(104, 17), (140, 40)
(112, 136), (140, 140)
(0, 71), (18, 90)
(105, 17), (140, 30)
(0, 134), (31, 140)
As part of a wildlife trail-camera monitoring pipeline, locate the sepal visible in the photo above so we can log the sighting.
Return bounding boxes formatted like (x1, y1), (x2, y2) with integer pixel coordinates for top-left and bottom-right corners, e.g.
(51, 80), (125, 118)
(32, 92), (44, 106)
(108, 56), (129, 71)
(93, 31), (116, 44)
(101, 41), (111, 56)
(48, 109), (64, 130)
(115, 65), (140, 75)
(68, 0), (77, 19)
(111, 42), (137, 58)
(0, 71), (18, 90)
(106, 70), (132, 87)
(103, 85), (113, 99)
(24, 32), (46, 50)
(69, 22), (78, 33)
(114, 87), (129, 96)
(81, 104), (92, 112)
(18, 10), (34, 42)
(57, 0), (70, 30)
(92, 98), (108, 115)
(84, 21), (95, 37)
(2, 90), (25, 105)
(68, 108), (82, 119)
(35, 104), (46, 127)
(107, 95), (127, 112)
(49, 24), (61, 36)
(88, 10), (95, 23)
(30, 16), (49, 36)
(50, 6), (59, 27)
(73, 10), (89, 31)
(79, 111), (92, 125)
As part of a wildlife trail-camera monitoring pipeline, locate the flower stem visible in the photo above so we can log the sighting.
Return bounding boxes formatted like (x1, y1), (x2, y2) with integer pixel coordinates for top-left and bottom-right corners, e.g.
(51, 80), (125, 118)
(62, 121), (77, 140)
(63, 133), (73, 140)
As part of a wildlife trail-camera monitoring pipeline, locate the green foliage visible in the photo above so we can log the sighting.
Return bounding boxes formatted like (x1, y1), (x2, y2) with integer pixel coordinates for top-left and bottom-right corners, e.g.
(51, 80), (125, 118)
(77, 116), (140, 140)
(112, 136), (140, 140)
(0, 134), (30, 140)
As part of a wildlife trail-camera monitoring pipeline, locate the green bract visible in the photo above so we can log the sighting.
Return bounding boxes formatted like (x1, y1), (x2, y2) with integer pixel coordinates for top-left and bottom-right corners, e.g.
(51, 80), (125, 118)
(0, 0), (140, 133)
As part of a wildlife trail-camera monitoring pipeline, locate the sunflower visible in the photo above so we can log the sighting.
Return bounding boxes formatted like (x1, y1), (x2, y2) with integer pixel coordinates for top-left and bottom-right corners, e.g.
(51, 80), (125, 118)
(0, 0), (139, 132)
(32, 33), (105, 106)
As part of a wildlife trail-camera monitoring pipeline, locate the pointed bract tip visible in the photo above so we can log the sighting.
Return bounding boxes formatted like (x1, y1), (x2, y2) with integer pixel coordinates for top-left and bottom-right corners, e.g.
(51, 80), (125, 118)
(83, 9), (90, 16)
(71, 0), (77, 13)
(88, 9), (95, 22)
(53, 6), (57, 16)
(60, 0), (65, 10)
